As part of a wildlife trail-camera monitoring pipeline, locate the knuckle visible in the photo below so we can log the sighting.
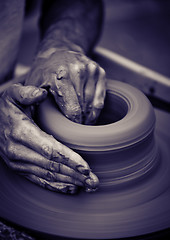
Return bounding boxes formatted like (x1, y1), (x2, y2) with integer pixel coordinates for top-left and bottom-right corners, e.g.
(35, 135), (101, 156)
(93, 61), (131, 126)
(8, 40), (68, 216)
(55, 162), (61, 172)
(79, 63), (86, 72)
(47, 160), (60, 172)
(41, 144), (53, 159)
(60, 155), (69, 165)
(47, 161), (54, 171)
(99, 67), (106, 78)
(6, 142), (16, 159)
(18, 87), (27, 99)
(71, 64), (78, 74)
(72, 63), (85, 74)
(10, 123), (24, 140)
(94, 101), (104, 109)
(11, 129), (19, 140)
(56, 65), (68, 80)
(88, 62), (97, 72)
(46, 171), (54, 181)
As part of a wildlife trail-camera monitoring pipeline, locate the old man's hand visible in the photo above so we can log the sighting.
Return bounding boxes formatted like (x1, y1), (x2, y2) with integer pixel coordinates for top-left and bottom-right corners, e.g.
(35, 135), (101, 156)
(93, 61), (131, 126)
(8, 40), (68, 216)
(25, 48), (106, 124)
(0, 84), (99, 194)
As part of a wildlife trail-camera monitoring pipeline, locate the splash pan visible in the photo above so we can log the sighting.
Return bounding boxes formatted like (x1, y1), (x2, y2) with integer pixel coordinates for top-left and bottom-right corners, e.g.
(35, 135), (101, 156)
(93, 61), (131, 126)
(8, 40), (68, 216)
(0, 80), (170, 239)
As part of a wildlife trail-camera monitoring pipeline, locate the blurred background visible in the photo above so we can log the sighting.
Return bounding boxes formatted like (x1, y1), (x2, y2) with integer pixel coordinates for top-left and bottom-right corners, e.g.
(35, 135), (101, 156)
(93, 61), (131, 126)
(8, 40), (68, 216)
(18, 0), (170, 78)
(100, 0), (170, 77)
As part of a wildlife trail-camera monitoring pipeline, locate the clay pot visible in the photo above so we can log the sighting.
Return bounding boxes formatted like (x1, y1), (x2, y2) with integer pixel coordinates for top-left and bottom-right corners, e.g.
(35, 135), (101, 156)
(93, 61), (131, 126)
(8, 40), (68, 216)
(37, 80), (158, 191)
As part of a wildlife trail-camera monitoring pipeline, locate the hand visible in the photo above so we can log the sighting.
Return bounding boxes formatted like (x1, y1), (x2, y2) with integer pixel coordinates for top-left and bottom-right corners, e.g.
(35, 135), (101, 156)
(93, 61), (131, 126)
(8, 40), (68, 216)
(0, 84), (99, 194)
(25, 49), (106, 124)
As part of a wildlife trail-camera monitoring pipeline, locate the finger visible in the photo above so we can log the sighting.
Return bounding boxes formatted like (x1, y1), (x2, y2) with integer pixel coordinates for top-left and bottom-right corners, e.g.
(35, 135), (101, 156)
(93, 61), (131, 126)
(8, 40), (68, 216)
(9, 160), (99, 191)
(9, 160), (99, 190)
(8, 161), (83, 186)
(84, 62), (98, 117)
(5, 84), (47, 105)
(85, 67), (106, 124)
(50, 75), (82, 123)
(84, 172), (100, 192)
(7, 142), (94, 186)
(69, 61), (87, 110)
(26, 174), (78, 194)
(10, 119), (91, 175)
(7, 142), (59, 171)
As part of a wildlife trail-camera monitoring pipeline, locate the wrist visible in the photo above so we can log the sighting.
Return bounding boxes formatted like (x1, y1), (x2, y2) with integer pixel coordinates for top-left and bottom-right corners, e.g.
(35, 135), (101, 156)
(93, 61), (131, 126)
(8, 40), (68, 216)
(37, 18), (88, 57)
(37, 42), (84, 60)
(36, 36), (85, 61)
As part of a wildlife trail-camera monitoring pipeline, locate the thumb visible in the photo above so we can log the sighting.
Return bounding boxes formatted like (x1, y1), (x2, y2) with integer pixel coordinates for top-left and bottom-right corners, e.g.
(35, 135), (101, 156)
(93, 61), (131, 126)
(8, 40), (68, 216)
(5, 84), (47, 106)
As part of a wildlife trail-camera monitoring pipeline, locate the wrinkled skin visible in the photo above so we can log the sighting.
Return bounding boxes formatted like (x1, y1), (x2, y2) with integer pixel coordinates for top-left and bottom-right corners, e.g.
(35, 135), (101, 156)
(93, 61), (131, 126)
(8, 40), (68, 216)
(0, 84), (99, 194)
(25, 49), (106, 124)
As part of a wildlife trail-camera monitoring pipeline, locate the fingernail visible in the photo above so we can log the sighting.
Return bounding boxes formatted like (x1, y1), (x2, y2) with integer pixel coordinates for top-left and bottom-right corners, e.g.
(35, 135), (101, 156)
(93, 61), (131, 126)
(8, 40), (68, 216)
(85, 178), (93, 187)
(77, 165), (90, 175)
(32, 89), (41, 97)
(73, 114), (82, 123)
(41, 89), (47, 95)
(46, 171), (54, 181)
(32, 88), (47, 97)
(85, 111), (97, 125)
(85, 174), (99, 188)
(57, 90), (63, 97)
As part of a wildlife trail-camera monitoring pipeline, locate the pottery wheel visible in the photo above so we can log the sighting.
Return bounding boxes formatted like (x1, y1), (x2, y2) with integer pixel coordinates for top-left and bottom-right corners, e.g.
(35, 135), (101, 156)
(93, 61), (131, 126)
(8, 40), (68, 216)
(0, 110), (170, 239)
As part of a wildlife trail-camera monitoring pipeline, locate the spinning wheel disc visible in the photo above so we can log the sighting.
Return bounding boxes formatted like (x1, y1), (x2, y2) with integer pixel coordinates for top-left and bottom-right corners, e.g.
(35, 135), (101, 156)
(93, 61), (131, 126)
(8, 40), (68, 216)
(0, 81), (170, 239)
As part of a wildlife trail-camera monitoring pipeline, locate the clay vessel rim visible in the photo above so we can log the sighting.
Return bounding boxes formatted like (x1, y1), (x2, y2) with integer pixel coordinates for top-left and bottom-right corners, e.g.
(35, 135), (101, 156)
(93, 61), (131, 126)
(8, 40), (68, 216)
(37, 80), (155, 151)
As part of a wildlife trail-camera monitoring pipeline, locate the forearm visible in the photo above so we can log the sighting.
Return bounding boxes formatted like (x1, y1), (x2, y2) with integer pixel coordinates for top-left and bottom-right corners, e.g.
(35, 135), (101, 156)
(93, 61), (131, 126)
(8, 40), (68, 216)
(38, 0), (104, 55)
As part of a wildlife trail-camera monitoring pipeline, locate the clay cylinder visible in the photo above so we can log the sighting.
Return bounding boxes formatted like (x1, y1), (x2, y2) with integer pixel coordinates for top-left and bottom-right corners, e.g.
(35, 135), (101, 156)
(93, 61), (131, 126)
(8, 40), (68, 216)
(37, 80), (159, 191)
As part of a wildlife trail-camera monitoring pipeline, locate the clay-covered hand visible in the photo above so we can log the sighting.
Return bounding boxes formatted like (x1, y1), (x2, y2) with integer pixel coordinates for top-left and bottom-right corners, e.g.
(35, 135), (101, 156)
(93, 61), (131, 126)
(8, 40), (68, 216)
(0, 84), (99, 194)
(25, 49), (106, 124)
